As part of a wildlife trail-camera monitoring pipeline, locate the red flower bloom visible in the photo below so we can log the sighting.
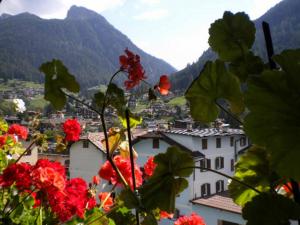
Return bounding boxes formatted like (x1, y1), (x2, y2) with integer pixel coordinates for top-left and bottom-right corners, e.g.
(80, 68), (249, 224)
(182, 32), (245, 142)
(62, 118), (81, 142)
(174, 213), (206, 225)
(92, 175), (100, 185)
(98, 192), (114, 212)
(99, 155), (143, 190)
(8, 124), (28, 140)
(160, 210), (174, 219)
(119, 48), (146, 90)
(144, 156), (157, 178)
(49, 178), (90, 222)
(155, 75), (171, 95)
(0, 163), (32, 190)
(31, 159), (66, 191)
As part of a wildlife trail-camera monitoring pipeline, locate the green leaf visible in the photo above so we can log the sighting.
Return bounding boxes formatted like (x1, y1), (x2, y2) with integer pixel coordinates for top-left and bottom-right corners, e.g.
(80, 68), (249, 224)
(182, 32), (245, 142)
(273, 49), (300, 88)
(209, 11), (255, 61)
(139, 147), (193, 212)
(119, 110), (142, 129)
(108, 205), (136, 225)
(119, 188), (140, 209)
(107, 83), (126, 115)
(244, 50), (300, 179)
(153, 146), (194, 177)
(148, 88), (157, 101)
(141, 213), (158, 225)
(185, 60), (244, 123)
(93, 91), (105, 110)
(229, 52), (264, 82)
(40, 59), (80, 110)
(229, 146), (272, 207)
(243, 193), (300, 225)
(0, 117), (8, 134)
(84, 208), (114, 225)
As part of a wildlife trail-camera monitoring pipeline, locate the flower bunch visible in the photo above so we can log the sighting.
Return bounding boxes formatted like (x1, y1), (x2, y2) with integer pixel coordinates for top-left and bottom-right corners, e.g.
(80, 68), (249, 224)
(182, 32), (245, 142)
(119, 48), (147, 89)
(99, 155), (143, 190)
(8, 124), (28, 140)
(0, 158), (95, 222)
(143, 156), (157, 178)
(174, 213), (206, 225)
(62, 118), (81, 142)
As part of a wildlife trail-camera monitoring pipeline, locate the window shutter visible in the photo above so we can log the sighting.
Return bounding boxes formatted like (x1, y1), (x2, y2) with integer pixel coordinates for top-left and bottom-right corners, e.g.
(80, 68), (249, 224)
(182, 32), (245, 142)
(221, 157), (224, 169)
(207, 183), (211, 195)
(201, 185), (205, 197)
(216, 181), (220, 192)
(215, 157), (219, 170)
(207, 159), (211, 169)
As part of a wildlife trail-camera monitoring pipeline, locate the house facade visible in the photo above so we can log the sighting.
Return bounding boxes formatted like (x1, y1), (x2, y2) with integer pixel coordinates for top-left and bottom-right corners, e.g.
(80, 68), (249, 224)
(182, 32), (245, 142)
(133, 128), (249, 225)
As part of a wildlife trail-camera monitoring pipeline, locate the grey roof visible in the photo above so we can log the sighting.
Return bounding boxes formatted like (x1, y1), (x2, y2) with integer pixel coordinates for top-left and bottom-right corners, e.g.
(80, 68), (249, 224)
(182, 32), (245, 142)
(164, 128), (244, 137)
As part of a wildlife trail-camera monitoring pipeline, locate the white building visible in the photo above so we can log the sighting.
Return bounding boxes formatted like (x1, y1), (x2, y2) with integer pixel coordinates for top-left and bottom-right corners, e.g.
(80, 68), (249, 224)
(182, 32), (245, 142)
(133, 128), (249, 225)
(69, 132), (107, 187)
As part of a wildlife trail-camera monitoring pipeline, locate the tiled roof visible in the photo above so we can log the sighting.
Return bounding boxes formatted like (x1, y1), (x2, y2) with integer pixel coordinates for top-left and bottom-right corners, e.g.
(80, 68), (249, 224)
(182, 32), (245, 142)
(191, 191), (242, 214)
(164, 128), (244, 137)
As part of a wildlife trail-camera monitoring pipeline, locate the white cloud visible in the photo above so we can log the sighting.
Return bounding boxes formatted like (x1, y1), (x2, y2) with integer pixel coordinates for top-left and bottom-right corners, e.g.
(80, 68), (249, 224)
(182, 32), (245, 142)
(140, 0), (160, 5)
(0, 0), (126, 19)
(134, 8), (169, 21)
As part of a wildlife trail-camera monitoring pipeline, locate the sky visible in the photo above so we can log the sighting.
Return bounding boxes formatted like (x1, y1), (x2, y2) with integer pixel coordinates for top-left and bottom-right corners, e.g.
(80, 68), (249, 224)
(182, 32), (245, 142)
(0, 0), (282, 70)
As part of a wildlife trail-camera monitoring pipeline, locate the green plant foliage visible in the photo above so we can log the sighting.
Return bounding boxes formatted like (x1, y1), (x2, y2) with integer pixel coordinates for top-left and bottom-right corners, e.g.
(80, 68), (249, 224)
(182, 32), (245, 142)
(185, 60), (244, 123)
(229, 52), (264, 82)
(39, 59), (80, 110)
(106, 83), (126, 114)
(148, 88), (157, 101)
(244, 50), (300, 179)
(139, 147), (193, 212)
(119, 110), (142, 129)
(242, 193), (300, 225)
(208, 11), (255, 61)
(229, 146), (273, 207)
(108, 205), (136, 225)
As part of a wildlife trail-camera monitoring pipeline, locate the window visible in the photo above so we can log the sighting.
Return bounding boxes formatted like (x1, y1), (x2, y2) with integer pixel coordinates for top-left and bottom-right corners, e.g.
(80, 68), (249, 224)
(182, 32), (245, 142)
(153, 138), (159, 149)
(200, 158), (211, 172)
(215, 157), (224, 170)
(216, 180), (225, 193)
(240, 137), (246, 146)
(216, 137), (221, 148)
(83, 140), (89, 148)
(231, 159), (234, 172)
(230, 137), (234, 147)
(202, 138), (207, 150)
(201, 183), (211, 197)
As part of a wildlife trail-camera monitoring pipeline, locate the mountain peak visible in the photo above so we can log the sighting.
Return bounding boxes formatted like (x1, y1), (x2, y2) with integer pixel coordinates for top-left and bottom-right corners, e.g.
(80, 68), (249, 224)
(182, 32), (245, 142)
(66, 5), (102, 20)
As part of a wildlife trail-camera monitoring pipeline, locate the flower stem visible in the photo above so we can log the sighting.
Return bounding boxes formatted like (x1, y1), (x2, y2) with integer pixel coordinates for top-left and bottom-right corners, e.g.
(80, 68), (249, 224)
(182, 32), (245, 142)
(14, 141), (35, 164)
(181, 166), (261, 194)
(6, 189), (36, 216)
(63, 92), (102, 116)
(101, 69), (122, 115)
(215, 100), (243, 125)
(99, 184), (117, 210)
(125, 109), (140, 225)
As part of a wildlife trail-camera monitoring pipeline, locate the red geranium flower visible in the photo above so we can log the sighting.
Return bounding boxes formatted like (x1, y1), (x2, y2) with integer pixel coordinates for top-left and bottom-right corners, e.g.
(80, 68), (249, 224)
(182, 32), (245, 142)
(92, 175), (100, 185)
(119, 48), (146, 90)
(31, 159), (66, 191)
(62, 118), (81, 142)
(174, 213), (206, 225)
(160, 210), (174, 219)
(0, 163), (32, 191)
(98, 192), (114, 212)
(144, 156), (157, 178)
(8, 124), (28, 140)
(155, 75), (171, 95)
(99, 155), (143, 190)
